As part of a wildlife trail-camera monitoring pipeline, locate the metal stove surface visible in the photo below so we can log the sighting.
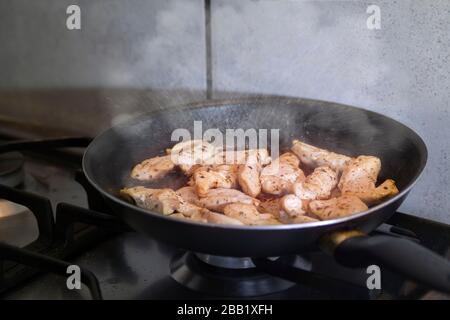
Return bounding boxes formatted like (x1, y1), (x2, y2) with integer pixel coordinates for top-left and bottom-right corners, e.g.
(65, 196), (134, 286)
(1, 232), (369, 300)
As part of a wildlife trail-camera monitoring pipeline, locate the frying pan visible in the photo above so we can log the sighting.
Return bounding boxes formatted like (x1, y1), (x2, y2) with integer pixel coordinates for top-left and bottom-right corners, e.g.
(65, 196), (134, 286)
(82, 97), (450, 293)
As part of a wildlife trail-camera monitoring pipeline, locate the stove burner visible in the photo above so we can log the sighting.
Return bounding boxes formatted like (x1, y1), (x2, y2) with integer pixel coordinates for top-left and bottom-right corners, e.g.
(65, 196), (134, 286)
(170, 252), (295, 297)
(195, 253), (256, 269)
(0, 152), (24, 187)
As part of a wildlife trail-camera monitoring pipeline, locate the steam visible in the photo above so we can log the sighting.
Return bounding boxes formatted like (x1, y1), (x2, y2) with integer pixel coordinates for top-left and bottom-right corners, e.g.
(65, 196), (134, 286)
(211, 1), (391, 105)
(104, 0), (207, 126)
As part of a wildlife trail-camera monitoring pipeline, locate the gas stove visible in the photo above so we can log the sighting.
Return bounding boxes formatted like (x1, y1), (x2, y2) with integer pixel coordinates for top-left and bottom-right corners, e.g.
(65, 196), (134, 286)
(0, 131), (449, 300)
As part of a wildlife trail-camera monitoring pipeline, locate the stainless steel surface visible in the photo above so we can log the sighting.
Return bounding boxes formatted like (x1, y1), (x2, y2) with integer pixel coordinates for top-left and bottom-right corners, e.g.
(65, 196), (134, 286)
(195, 254), (256, 269)
(0, 152), (24, 187)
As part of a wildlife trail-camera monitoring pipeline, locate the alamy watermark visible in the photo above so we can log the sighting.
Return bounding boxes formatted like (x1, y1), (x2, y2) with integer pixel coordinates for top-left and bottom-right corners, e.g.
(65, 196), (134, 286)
(170, 121), (280, 167)
(366, 264), (381, 290)
(66, 264), (81, 290)
(366, 5), (381, 30)
(66, 5), (81, 30)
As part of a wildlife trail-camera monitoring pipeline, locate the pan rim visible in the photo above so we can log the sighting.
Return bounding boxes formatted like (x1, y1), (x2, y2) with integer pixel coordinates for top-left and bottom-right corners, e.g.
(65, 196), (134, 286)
(82, 96), (428, 232)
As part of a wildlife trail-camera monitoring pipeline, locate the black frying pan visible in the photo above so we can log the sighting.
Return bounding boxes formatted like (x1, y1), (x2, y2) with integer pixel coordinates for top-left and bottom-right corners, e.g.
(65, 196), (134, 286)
(82, 97), (450, 293)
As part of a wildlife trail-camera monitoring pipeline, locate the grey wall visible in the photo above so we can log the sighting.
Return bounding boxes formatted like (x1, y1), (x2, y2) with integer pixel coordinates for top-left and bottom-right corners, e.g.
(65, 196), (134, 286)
(0, 0), (449, 223)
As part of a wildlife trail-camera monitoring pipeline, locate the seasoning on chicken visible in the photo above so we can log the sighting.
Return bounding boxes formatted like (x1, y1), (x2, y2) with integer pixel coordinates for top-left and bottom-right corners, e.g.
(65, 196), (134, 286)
(293, 166), (338, 200)
(192, 164), (239, 197)
(308, 195), (368, 220)
(170, 140), (217, 175)
(257, 198), (282, 218)
(176, 186), (202, 206)
(223, 203), (280, 225)
(198, 188), (260, 212)
(131, 155), (175, 181)
(120, 187), (180, 215)
(215, 148), (271, 166)
(238, 151), (266, 198)
(291, 140), (352, 172)
(178, 207), (244, 225)
(338, 156), (399, 205)
(121, 186), (203, 217)
(260, 152), (305, 195)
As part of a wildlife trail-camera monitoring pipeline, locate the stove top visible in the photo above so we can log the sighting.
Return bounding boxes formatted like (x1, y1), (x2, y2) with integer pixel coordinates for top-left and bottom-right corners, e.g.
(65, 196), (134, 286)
(0, 134), (449, 300)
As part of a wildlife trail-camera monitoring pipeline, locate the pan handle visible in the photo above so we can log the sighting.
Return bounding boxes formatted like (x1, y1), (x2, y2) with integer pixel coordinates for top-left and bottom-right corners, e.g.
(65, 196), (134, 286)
(321, 230), (450, 293)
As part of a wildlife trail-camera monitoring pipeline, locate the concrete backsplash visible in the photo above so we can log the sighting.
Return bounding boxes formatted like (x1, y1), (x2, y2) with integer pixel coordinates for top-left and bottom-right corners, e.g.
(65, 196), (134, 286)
(0, 0), (449, 223)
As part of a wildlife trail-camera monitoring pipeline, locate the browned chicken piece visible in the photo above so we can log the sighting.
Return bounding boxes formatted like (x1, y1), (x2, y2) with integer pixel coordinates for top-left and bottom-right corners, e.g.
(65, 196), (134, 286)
(238, 151), (265, 198)
(121, 186), (205, 217)
(120, 187), (180, 215)
(203, 210), (245, 225)
(257, 198), (282, 218)
(186, 209), (245, 225)
(169, 213), (188, 220)
(192, 164), (239, 197)
(176, 201), (205, 217)
(289, 215), (320, 224)
(170, 140), (217, 175)
(260, 153), (305, 195)
(291, 140), (352, 173)
(330, 187), (341, 198)
(338, 156), (380, 191)
(338, 156), (399, 205)
(190, 211), (208, 223)
(346, 179), (399, 205)
(198, 188), (260, 213)
(280, 194), (305, 217)
(131, 155), (175, 181)
(293, 166), (338, 200)
(176, 186), (201, 206)
(223, 203), (281, 225)
(308, 195), (368, 220)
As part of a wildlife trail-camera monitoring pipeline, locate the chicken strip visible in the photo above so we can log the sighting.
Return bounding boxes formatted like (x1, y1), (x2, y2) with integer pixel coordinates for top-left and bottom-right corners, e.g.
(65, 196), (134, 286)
(257, 198), (282, 218)
(238, 151), (264, 197)
(260, 153), (305, 195)
(223, 203), (280, 225)
(121, 186), (205, 217)
(176, 186), (201, 206)
(203, 210), (245, 225)
(198, 188), (260, 212)
(192, 164), (239, 197)
(308, 195), (368, 220)
(170, 140), (217, 175)
(131, 155), (175, 181)
(338, 156), (399, 205)
(293, 166), (338, 200)
(120, 187), (180, 215)
(345, 179), (399, 205)
(289, 215), (319, 224)
(291, 140), (352, 172)
(169, 213), (188, 220)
